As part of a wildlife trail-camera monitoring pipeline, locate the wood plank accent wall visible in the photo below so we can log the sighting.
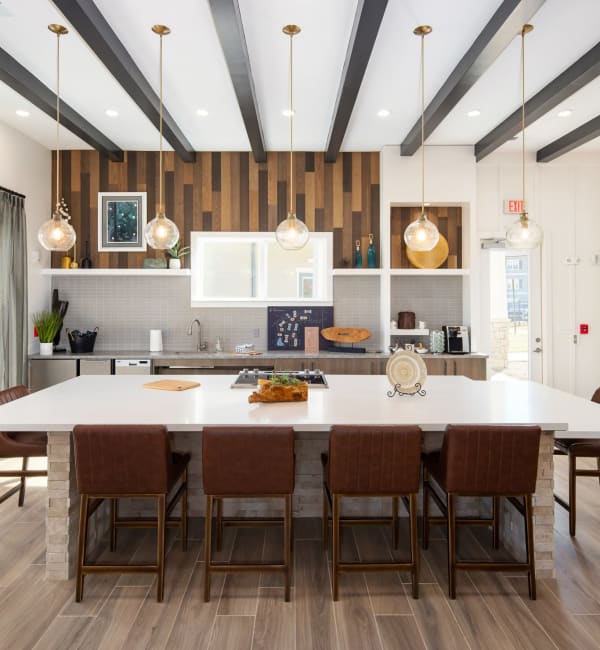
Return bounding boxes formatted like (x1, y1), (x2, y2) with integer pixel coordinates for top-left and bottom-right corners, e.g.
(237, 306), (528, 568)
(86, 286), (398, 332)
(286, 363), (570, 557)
(51, 150), (380, 269)
(390, 206), (462, 269)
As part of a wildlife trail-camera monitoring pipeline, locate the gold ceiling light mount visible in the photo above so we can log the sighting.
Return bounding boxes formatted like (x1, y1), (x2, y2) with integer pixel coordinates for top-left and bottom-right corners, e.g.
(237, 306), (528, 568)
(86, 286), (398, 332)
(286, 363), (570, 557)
(145, 24), (180, 250)
(506, 24), (542, 249)
(403, 25), (440, 253)
(275, 24), (309, 250)
(38, 23), (77, 252)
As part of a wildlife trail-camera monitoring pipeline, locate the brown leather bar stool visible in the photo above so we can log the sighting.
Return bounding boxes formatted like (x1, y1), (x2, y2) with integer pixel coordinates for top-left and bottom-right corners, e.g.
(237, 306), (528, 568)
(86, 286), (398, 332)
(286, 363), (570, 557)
(0, 385), (47, 506)
(321, 425), (422, 600)
(554, 387), (600, 535)
(202, 426), (295, 602)
(73, 424), (190, 602)
(423, 424), (541, 599)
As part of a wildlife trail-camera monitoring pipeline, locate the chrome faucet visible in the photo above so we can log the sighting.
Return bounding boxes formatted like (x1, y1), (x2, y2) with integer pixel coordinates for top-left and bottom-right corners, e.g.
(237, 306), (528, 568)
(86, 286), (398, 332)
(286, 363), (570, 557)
(188, 319), (207, 351)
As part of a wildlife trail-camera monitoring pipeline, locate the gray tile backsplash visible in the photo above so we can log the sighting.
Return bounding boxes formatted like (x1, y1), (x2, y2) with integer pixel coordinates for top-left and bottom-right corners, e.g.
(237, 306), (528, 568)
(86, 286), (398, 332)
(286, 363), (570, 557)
(52, 274), (383, 352)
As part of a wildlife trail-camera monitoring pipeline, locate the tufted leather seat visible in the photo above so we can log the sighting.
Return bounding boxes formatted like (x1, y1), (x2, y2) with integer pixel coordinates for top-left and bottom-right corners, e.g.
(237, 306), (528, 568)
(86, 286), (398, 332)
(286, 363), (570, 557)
(322, 425), (422, 600)
(553, 387), (600, 535)
(73, 424), (190, 602)
(202, 426), (295, 602)
(423, 424), (541, 600)
(0, 385), (47, 507)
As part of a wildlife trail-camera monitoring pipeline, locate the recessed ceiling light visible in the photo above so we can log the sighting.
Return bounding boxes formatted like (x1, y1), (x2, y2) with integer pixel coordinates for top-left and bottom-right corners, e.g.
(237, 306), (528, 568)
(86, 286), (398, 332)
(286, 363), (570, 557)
(377, 109), (390, 117)
(105, 109), (119, 117)
(557, 109), (572, 118)
(196, 109), (209, 117)
(466, 109), (481, 117)
(15, 109), (30, 117)
(282, 109), (295, 117)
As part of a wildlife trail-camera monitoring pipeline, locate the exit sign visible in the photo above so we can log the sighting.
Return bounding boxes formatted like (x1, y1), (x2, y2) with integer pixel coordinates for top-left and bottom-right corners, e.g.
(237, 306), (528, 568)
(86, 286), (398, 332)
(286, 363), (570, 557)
(503, 199), (524, 214)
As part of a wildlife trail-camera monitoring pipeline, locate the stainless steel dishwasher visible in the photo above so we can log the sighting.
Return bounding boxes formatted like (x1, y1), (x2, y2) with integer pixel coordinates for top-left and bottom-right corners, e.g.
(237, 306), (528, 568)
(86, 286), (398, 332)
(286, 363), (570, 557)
(114, 359), (152, 375)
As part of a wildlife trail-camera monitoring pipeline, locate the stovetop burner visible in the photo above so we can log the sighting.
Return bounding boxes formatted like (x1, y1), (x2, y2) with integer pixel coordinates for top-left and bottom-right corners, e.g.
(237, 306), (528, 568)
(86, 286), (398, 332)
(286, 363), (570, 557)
(231, 368), (328, 388)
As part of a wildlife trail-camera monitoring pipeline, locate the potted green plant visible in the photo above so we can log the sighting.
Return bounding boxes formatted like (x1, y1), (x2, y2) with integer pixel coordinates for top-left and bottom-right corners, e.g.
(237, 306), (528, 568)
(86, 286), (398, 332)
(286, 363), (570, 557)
(32, 310), (63, 355)
(165, 240), (190, 269)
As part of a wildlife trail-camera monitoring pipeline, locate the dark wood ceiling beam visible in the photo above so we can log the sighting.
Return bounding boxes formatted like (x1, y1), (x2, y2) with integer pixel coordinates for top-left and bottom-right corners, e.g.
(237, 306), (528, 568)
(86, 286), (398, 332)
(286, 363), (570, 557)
(0, 46), (123, 161)
(476, 41), (600, 161)
(536, 115), (600, 162)
(325, 0), (388, 163)
(401, 0), (545, 156)
(51, 0), (195, 162)
(208, 0), (266, 162)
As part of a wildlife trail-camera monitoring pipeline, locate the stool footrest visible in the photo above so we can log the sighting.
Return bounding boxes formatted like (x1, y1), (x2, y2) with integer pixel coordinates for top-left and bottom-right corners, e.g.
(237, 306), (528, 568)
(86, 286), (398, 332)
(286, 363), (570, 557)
(454, 561), (531, 571)
(337, 562), (414, 572)
(81, 564), (159, 574)
(209, 562), (287, 573)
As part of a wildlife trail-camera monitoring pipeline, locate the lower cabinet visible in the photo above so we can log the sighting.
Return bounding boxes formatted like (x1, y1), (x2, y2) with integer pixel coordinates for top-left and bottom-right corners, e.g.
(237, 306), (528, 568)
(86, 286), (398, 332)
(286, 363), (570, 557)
(423, 357), (487, 380)
(29, 359), (78, 392)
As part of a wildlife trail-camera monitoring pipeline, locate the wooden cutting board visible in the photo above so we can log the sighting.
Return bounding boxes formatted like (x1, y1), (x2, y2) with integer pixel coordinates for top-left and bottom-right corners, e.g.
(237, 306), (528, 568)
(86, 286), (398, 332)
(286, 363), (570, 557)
(143, 379), (200, 391)
(320, 327), (371, 343)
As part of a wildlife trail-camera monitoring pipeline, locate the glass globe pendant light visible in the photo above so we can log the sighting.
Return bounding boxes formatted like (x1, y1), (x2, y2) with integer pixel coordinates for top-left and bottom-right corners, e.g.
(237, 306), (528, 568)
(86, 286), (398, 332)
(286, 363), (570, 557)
(38, 24), (76, 252)
(275, 24), (309, 251)
(145, 25), (179, 250)
(404, 25), (439, 253)
(506, 24), (542, 249)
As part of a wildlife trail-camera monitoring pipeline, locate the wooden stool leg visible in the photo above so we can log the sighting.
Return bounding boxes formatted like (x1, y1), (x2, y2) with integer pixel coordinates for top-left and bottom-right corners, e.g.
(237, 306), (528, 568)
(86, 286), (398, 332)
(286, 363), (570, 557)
(447, 493), (457, 599)
(524, 494), (536, 600)
(110, 498), (118, 551)
(322, 483), (329, 550)
(409, 492), (419, 599)
(493, 496), (500, 549)
(284, 494), (292, 602)
(76, 495), (90, 602)
(216, 498), (223, 551)
(332, 494), (340, 601)
(569, 453), (577, 536)
(422, 468), (430, 550)
(597, 457), (600, 486)
(392, 496), (399, 550)
(18, 457), (28, 507)
(204, 495), (214, 602)
(156, 494), (166, 602)
(181, 469), (188, 552)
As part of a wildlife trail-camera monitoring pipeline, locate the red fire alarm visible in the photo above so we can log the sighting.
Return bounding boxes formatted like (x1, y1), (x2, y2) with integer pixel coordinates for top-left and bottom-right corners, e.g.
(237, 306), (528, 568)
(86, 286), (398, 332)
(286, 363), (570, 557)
(580, 324), (589, 334)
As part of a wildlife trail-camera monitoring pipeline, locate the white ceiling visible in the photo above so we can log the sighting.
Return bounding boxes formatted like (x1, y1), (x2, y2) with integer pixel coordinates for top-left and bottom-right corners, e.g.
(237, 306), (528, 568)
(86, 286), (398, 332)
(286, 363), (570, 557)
(0, 0), (599, 157)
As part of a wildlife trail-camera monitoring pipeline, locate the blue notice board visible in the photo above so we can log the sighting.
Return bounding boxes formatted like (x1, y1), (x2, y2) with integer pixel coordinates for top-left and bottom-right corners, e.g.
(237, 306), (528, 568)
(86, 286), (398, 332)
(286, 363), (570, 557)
(267, 306), (334, 351)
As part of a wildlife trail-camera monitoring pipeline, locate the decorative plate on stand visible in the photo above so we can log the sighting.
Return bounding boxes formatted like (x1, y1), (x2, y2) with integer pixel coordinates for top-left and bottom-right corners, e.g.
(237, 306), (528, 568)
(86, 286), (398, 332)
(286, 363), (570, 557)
(385, 350), (427, 394)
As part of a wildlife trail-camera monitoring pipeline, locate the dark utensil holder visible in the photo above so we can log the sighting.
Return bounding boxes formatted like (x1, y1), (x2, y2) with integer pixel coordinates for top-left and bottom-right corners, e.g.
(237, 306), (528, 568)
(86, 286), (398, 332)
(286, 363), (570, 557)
(67, 328), (98, 353)
(397, 312), (416, 329)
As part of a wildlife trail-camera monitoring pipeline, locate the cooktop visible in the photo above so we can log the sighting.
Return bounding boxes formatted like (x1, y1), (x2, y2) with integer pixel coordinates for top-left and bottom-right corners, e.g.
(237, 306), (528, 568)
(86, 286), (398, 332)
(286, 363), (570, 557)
(231, 368), (328, 388)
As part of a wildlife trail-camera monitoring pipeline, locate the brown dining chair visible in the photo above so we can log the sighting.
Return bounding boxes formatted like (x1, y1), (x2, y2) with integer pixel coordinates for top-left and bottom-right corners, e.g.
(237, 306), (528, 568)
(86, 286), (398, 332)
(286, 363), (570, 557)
(322, 425), (422, 600)
(553, 387), (600, 535)
(73, 424), (190, 602)
(423, 424), (541, 599)
(0, 385), (47, 506)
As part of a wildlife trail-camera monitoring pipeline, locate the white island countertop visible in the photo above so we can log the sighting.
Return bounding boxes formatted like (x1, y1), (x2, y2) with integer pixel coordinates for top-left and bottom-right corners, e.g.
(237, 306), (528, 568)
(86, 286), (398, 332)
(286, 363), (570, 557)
(0, 375), (598, 437)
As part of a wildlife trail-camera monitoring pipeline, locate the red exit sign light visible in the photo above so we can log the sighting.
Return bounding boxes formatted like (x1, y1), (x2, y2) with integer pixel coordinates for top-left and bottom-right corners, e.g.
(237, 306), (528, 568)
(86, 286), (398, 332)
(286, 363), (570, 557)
(580, 324), (589, 334)
(503, 199), (525, 214)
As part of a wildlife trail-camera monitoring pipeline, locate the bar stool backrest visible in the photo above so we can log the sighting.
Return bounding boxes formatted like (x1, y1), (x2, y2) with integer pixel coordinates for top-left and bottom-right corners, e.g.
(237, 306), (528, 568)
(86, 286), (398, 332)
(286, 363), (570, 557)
(591, 388), (600, 404)
(0, 385), (28, 405)
(73, 424), (171, 495)
(328, 425), (422, 494)
(202, 426), (295, 496)
(442, 425), (541, 495)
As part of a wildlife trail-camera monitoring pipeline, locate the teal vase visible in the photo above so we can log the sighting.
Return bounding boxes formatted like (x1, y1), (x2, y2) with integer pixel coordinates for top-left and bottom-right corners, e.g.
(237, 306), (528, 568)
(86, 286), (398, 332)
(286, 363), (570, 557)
(355, 240), (363, 268)
(367, 233), (376, 268)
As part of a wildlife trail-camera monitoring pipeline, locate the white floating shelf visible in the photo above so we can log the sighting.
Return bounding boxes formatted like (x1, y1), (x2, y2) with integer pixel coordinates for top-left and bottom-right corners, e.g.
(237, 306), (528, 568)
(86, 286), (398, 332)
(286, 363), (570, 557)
(41, 268), (191, 277)
(390, 328), (430, 336)
(332, 268), (382, 276)
(390, 269), (469, 276)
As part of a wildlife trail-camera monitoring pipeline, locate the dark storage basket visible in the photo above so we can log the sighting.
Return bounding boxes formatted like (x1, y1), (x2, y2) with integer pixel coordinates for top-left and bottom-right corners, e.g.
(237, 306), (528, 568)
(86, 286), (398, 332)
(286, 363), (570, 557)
(67, 327), (98, 353)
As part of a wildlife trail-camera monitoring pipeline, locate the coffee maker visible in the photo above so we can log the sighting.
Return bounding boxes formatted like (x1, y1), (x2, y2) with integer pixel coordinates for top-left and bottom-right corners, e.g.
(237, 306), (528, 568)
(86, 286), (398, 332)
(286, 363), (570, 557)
(442, 326), (470, 354)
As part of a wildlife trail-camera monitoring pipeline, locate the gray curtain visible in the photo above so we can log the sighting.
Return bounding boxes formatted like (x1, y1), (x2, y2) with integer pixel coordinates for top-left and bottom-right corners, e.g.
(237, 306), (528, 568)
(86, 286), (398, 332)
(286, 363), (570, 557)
(0, 190), (28, 389)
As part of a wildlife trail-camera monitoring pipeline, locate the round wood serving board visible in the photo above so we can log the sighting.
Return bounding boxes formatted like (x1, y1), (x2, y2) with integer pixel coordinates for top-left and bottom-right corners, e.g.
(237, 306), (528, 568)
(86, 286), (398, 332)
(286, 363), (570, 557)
(320, 327), (371, 343)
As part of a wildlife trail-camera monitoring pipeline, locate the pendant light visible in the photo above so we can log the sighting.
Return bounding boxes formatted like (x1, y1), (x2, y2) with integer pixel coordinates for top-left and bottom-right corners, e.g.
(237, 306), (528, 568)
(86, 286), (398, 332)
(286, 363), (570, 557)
(404, 25), (439, 253)
(144, 25), (179, 250)
(506, 24), (542, 249)
(275, 24), (309, 251)
(38, 24), (76, 252)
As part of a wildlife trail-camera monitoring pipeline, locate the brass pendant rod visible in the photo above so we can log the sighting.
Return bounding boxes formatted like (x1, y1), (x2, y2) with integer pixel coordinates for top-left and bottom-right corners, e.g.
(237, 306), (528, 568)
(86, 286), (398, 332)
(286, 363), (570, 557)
(420, 30), (425, 218)
(55, 31), (61, 212)
(159, 32), (164, 213)
(521, 26), (526, 217)
(289, 31), (294, 215)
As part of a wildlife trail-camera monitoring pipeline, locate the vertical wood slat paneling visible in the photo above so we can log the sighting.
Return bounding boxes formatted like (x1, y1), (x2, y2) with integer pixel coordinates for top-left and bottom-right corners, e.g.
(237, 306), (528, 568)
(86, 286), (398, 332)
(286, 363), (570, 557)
(54, 151), (380, 268)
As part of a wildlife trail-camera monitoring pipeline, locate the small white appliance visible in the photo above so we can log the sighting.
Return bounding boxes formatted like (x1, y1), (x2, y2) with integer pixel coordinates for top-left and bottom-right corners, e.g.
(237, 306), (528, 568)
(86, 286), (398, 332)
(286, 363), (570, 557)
(149, 329), (163, 352)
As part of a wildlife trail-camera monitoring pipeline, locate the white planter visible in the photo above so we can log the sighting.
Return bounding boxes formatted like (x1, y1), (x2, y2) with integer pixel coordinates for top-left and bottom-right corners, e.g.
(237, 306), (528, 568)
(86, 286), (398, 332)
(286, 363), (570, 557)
(169, 258), (181, 270)
(39, 342), (53, 356)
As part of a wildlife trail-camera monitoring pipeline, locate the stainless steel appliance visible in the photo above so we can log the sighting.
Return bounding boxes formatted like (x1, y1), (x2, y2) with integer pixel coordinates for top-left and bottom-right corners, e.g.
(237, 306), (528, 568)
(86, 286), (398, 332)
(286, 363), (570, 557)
(231, 368), (328, 389)
(79, 359), (112, 375)
(29, 359), (78, 392)
(114, 359), (152, 375)
(442, 326), (470, 354)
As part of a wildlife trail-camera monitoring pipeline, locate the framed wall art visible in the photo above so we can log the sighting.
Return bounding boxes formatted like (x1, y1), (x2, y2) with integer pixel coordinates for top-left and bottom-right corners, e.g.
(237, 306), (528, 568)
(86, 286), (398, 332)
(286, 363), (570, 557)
(98, 192), (147, 251)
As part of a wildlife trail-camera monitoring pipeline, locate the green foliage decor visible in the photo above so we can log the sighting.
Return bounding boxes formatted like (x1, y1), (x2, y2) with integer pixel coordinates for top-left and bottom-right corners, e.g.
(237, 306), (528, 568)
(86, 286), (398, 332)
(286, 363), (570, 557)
(32, 311), (63, 343)
(165, 239), (190, 259)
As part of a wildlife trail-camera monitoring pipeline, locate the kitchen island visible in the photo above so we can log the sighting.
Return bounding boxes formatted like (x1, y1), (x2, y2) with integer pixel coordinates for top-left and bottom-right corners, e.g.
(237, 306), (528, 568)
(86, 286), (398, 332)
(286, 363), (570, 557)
(1, 373), (599, 581)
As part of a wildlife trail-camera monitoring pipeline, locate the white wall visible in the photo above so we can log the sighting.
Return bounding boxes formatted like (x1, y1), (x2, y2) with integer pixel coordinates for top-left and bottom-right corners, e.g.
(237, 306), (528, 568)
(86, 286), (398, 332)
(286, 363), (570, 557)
(0, 122), (51, 351)
(477, 150), (600, 398)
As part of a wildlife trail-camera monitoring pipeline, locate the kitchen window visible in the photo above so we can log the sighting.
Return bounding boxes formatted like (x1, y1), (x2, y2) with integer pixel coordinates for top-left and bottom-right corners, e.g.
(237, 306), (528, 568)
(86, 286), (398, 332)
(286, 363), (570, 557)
(190, 232), (332, 307)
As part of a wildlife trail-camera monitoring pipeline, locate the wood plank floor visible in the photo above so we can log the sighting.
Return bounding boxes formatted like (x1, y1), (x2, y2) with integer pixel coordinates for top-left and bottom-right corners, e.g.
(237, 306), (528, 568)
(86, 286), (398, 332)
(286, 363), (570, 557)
(0, 456), (599, 649)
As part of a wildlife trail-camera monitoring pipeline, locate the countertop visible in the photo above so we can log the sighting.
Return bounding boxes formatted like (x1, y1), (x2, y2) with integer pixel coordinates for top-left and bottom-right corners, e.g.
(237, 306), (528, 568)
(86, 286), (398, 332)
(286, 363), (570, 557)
(29, 350), (489, 361)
